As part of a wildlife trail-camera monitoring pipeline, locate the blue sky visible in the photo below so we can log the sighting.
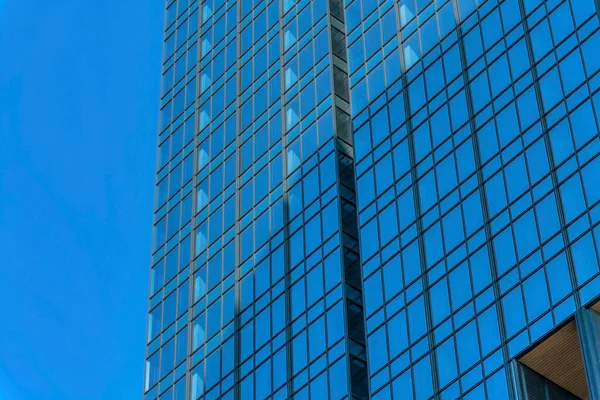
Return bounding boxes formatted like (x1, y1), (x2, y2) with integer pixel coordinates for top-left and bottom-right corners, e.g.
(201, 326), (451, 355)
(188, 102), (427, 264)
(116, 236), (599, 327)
(0, 1), (163, 399)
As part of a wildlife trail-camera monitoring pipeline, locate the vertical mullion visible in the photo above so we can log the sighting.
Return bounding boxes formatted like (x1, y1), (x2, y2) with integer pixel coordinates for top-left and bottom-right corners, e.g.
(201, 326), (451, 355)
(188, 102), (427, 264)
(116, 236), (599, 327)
(279, 0), (294, 398)
(187, 3), (203, 399)
(234, 1), (242, 399)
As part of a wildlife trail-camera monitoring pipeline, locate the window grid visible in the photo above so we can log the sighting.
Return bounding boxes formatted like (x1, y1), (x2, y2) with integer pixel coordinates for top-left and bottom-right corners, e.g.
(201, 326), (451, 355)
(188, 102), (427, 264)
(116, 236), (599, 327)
(349, 0), (600, 398)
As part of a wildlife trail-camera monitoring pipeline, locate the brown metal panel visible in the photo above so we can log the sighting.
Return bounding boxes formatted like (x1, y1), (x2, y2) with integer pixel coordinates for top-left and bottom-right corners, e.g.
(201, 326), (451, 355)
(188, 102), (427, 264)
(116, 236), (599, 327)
(519, 321), (589, 400)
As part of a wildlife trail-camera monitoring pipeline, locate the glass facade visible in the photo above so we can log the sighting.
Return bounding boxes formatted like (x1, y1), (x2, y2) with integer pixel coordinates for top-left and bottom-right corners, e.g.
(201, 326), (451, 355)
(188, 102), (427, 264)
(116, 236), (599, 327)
(144, 0), (600, 399)
(146, 0), (367, 399)
(351, 0), (600, 398)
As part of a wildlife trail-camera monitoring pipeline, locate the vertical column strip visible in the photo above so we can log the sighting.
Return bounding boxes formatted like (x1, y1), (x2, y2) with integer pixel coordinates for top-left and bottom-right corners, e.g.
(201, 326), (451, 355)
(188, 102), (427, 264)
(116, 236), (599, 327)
(515, 0), (581, 309)
(187, 4), (203, 399)
(234, 1), (242, 398)
(278, 0), (295, 396)
(449, 1), (512, 397)
(329, 0), (370, 397)
(390, 1), (440, 396)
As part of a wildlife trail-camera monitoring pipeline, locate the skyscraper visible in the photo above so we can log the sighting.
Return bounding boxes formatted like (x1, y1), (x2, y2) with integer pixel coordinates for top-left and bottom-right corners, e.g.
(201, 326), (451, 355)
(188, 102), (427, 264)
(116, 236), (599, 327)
(144, 0), (600, 399)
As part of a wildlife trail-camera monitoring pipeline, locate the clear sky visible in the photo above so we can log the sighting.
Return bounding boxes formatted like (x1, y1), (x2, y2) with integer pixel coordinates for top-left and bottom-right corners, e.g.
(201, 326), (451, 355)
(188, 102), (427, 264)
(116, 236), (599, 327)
(0, 1), (164, 399)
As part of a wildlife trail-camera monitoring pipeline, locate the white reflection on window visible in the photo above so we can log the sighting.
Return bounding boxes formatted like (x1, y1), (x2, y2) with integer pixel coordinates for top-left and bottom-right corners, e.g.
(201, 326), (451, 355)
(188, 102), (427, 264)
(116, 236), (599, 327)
(399, 3), (416, 26)
(285, 65), (297, 89)
(191, 365), (205, 399)
(199, 108), (210, 130)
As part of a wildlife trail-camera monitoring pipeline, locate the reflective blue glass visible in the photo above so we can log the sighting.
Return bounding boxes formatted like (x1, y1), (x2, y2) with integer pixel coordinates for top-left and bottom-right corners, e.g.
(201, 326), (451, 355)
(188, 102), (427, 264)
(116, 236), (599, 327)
(145, 0), (600, 398)
(349, 0), (600, 397)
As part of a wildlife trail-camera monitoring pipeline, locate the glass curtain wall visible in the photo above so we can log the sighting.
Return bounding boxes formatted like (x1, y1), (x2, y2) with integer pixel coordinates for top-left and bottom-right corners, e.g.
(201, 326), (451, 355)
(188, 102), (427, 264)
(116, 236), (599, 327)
(347, 0), (600, 398)
(145, 0), (368, 399)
